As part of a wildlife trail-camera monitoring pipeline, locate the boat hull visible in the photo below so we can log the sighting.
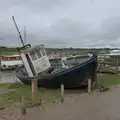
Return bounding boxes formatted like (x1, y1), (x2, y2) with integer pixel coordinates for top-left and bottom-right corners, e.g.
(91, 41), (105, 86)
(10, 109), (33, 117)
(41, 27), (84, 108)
(16, 54), (98, 88)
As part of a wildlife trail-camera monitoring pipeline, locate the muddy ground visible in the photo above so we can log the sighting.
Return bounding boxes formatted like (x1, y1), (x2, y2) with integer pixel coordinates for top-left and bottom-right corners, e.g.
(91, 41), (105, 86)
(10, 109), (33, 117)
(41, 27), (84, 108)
(1, 85), (120, 120)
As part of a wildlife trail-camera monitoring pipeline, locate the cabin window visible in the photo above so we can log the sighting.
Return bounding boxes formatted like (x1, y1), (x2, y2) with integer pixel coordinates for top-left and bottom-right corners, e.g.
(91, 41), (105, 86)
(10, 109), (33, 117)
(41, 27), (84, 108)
(40, 48), (46, 56)
(29, 52), (37, 61)
(36, 50), (42, 58)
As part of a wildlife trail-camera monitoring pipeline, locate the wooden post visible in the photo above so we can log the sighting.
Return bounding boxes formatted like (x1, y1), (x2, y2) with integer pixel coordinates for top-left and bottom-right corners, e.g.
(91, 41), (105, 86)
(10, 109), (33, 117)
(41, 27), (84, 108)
(21, 96), (26, 115)
(99, 55), (102, 69)
(88, 79), (91, 94)
(92, 69), (97, 88)
(31, 79), (38, 104)
(60, 84), (64, 103)
(116, 57), (118, 73)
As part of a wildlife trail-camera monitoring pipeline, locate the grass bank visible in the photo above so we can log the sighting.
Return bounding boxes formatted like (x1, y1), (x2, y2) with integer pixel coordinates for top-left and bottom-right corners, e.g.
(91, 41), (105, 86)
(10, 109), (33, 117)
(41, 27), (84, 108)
(0, 73), (120, 108)
(0, 83), (60, 108)
(98, 73), (120, 87)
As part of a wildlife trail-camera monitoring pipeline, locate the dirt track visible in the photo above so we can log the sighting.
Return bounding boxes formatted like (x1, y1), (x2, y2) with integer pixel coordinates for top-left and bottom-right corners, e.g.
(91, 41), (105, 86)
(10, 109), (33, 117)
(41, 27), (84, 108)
(1, 85), (120, 120)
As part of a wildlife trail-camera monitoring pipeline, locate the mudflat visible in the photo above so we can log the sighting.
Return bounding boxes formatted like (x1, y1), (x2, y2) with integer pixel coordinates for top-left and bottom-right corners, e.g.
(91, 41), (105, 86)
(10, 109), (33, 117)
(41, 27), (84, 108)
(1, 85), (120, 120)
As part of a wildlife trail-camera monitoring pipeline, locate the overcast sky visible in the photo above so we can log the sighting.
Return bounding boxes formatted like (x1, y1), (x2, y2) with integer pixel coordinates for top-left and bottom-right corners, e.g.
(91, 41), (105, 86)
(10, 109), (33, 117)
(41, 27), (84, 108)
(0, 0), (120, 48)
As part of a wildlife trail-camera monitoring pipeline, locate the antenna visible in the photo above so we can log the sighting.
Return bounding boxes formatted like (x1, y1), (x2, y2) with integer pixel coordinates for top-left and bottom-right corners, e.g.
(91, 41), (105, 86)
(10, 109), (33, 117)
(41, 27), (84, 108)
(24, 26), (26, 44)
(12, 16), (25, 46)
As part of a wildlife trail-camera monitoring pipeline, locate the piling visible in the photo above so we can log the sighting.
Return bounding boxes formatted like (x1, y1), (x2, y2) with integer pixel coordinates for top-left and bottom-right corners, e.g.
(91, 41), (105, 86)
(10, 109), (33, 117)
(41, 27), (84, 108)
(21, 96), (26, 115)
(31, 79), (38, 104)
(88, 79), (91, 94)
(60, 84), (64, 103)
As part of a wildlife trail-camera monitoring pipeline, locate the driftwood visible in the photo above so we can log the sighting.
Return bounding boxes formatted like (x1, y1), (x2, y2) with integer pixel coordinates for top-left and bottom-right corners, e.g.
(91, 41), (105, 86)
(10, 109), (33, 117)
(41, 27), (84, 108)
(99, 84), (110, 92)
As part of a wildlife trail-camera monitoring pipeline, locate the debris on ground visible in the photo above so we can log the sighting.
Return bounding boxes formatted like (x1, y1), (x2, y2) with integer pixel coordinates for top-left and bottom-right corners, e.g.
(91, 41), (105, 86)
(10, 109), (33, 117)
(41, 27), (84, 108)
(99, 84), (110, 92)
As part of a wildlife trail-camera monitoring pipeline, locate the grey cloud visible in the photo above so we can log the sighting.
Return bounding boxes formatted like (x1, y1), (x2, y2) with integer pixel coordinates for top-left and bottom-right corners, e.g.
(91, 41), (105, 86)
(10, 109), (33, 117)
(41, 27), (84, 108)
(1, 17), (120, 48)
(101, 17), (120, 40)
(0, 0), (120, 48)
(3, 0), (73, 12)
(81, 16), (120, 47)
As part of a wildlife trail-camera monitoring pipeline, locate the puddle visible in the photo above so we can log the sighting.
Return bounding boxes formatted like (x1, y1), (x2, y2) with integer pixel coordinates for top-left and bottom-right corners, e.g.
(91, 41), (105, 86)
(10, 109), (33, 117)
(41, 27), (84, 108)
(0, 90), (10, 95)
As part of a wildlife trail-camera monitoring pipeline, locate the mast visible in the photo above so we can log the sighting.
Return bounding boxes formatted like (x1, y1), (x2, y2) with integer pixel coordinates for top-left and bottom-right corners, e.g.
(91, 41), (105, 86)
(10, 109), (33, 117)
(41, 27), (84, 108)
(12, 16), (25, 46)
(24, 26), (26, 44)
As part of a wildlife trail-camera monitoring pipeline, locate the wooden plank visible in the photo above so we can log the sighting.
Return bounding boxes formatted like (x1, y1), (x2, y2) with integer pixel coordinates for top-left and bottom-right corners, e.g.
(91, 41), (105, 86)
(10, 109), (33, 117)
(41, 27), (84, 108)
(98, 68), (117, 74)
(99, 61), (117, 66)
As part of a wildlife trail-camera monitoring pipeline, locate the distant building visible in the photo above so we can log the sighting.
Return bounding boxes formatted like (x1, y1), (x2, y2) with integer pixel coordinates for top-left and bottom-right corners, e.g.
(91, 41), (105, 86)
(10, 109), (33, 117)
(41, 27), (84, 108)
(0, 55), (23, 66)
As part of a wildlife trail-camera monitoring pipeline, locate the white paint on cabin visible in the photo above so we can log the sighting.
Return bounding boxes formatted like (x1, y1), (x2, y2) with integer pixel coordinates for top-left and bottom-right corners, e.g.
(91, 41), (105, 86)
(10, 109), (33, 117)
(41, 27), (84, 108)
(20, 53), (33, 77)
(20, 45), (51, 77)
(30, 55), (51, 75)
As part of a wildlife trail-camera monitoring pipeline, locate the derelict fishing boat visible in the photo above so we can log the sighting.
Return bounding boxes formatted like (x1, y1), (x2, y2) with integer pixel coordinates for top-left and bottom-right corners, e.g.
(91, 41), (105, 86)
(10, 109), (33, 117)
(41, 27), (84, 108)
(15, 44), (98, 88)
(12, 16), (98, 88)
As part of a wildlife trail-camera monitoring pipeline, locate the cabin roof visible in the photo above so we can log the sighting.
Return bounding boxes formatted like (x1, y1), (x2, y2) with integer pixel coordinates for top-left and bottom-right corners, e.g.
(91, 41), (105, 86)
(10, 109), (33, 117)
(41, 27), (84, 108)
(19, 45), (44, 54)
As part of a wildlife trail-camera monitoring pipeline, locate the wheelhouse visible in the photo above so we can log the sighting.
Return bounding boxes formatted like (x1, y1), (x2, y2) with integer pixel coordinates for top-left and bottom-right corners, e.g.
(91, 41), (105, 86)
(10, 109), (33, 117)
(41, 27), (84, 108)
(18, 44), (51, 77)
